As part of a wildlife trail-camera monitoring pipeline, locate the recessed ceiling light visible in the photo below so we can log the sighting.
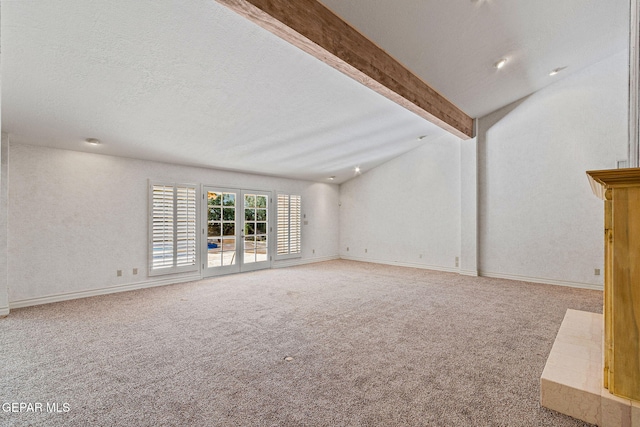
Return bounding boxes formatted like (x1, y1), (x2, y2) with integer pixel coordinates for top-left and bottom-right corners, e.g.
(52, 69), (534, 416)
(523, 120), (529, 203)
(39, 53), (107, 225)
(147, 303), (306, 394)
(494, 58), (507, 70)
(549, 66), (567, 76)
(85, 138), (101, 146)
(328, 176), (335, 181)
(354, 167), (361, 174)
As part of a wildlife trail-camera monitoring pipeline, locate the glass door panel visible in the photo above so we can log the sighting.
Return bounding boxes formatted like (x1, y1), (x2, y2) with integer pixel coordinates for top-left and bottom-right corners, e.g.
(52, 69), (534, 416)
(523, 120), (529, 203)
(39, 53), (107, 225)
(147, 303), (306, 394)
(203, 187), (240, 276)
(241, 191), (271, 272)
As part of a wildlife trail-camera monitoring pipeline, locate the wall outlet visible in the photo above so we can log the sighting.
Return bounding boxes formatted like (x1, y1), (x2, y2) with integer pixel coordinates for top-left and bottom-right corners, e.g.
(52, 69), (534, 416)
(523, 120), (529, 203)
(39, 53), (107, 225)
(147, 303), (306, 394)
(346, 247), (349, 252)
(595, 268), (601, 276)
(365, 248), (368, 253)
(117, 270), (122, 277)
(455, 257), (460, 267)
(133, 268), (138, 275)
(312, 249), (315, 254)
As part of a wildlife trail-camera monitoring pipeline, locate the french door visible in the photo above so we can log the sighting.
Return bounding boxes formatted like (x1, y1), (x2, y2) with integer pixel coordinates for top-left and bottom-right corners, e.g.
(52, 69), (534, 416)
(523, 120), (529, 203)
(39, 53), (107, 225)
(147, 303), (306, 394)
(202, 187), (271, 277)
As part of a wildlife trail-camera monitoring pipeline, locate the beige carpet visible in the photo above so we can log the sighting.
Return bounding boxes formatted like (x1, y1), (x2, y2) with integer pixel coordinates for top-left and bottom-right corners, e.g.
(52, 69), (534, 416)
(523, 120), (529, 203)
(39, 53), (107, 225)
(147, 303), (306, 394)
(0, 260), (600, 426)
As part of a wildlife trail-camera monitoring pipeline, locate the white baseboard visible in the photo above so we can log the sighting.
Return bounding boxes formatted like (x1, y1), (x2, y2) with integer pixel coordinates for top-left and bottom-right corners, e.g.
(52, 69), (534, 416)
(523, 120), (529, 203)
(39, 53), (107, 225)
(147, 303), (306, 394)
(478, 270), (603, 291)
(340, 255), (459, 273)
(0, 306), (9, 317)
(9, 258), (342, 310)
(9, 274), (202, 309)
(272, 255), (340, 269)
(336, 259), (600, 291)
(460, 269), (478, 277)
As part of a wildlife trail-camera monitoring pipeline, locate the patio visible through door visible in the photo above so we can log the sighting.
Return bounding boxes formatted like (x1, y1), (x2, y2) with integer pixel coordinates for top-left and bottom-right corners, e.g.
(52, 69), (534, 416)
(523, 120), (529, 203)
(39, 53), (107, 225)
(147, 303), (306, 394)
(202, 187), (271, 277)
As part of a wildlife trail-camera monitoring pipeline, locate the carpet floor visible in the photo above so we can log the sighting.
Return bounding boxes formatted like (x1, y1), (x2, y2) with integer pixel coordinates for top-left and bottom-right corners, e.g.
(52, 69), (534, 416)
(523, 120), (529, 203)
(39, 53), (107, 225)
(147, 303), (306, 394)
(0, 260), (601, 426)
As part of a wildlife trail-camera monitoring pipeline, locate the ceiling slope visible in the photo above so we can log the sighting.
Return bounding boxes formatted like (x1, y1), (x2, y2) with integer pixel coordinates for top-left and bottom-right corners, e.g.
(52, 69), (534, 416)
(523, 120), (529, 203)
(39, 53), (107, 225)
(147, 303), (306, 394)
(1, 0), (447, 183)
(0, 0), (630, 183)
(319, 0), (629, 119)
(215, 0), (474, 139)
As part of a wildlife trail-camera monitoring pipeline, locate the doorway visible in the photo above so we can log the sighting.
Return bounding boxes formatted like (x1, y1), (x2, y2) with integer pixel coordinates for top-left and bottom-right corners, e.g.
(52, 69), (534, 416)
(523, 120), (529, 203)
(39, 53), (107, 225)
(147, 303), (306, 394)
(202, 187), (271, 277)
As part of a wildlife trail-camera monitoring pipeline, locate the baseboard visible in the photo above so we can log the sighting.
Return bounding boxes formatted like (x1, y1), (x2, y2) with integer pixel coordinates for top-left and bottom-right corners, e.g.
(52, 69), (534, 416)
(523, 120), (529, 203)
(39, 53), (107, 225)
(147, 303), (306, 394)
(272, 255), (340, 269)
(9, 258), (342, 309)
(340, 255), (459, 273)
(459, 269), (478, 276)
(9, 274), (202, 309)
(478, 270), (603, 291)
(0, 306), (9, 317)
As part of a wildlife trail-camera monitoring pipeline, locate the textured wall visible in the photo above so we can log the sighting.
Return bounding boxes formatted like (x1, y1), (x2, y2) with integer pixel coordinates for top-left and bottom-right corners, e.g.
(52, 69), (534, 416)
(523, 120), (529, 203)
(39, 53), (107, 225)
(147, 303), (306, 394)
(339, 134), (461, 270)
(0, 134), (8, 314)
(478, 51), (628, 288)
(460, 137), (478, 275)
(8, 144), (340, 303)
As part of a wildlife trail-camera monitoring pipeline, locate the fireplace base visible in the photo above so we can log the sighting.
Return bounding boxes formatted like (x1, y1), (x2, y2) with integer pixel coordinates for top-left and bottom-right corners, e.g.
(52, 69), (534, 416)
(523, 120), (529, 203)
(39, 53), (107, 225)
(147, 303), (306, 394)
(541, 309), (640, 426)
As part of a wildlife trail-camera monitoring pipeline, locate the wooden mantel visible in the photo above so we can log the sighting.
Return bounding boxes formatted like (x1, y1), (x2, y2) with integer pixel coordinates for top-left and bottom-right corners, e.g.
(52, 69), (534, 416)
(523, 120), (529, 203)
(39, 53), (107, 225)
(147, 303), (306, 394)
(588, 168), (640, 199)
(586, 167), (640, 402)
(214, 0), (475, 140)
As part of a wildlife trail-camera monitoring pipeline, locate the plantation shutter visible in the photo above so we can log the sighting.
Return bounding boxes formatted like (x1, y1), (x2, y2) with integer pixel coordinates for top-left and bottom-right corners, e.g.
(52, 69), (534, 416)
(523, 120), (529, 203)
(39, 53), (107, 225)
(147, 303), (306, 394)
(150, 182), (198, 275)
(277, 195), (289, 256)
(276, 194), (301, 258)
(152, 185), (175, 270)
(289, 195), (301, 254)
(175, 186), (197, 267)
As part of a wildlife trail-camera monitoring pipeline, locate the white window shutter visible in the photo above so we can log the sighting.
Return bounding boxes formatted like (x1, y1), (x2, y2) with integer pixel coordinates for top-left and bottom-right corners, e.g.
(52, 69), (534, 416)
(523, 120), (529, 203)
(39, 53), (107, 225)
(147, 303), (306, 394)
(277, 194), (290, 256)
(175, 186), (197, 267)
(276, 194), (301, 258)
(150, 182), (198, 275)
(289, 195), (301, 254)
(152, 184), (175, 270)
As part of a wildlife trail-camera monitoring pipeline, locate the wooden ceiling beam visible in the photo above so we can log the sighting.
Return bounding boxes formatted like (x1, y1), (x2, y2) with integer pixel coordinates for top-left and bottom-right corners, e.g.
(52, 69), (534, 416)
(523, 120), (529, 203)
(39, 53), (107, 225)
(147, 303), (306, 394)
(215, 0), (475, 139)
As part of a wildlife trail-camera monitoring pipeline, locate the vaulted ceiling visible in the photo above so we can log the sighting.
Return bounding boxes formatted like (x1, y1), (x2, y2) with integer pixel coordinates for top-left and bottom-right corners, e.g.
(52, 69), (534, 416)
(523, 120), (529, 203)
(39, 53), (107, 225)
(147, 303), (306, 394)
(0, 0), (629, 183)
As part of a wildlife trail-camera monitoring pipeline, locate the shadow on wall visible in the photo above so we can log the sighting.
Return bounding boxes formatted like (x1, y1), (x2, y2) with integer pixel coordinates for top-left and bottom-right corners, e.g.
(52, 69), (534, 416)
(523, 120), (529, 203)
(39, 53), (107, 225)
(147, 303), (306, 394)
(476, 94), (532, 274)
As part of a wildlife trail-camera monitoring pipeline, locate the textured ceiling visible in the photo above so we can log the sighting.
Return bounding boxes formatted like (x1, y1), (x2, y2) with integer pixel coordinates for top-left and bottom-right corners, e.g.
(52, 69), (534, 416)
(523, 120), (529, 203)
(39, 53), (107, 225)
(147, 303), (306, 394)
(1, 0), (449, 184)
(0, 0), (630, 183)
(319, 0), (629, 118)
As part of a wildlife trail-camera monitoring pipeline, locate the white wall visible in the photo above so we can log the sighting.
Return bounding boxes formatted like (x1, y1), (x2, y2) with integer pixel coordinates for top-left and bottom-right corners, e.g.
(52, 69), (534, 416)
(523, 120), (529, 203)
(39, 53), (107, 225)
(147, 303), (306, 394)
(460, 136), (478, 275)
(339, 134), (461, 271)
(478, 51), (628, 289)
(0, 7), (8, 315)
(8, 143), (340, 305)
(0, 134), (8, 315)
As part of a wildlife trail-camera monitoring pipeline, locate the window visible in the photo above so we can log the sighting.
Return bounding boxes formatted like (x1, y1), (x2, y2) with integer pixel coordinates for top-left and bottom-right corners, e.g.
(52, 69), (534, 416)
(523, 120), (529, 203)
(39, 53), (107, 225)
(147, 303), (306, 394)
(276, 194), (301, 258)
(149, 182), (198, 275)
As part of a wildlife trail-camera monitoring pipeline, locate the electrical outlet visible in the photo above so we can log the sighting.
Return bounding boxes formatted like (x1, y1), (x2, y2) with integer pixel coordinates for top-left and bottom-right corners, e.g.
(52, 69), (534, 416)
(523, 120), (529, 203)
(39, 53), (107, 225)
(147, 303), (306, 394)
(312, 249), (315, 254)
(595, 269), (601, 276)
(346, 247), (349, 252)
(133, 268), (138, 275)
(455, 257), (460, 267)
(365, 248), (368, 253)
(117, 270), (122, 277)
